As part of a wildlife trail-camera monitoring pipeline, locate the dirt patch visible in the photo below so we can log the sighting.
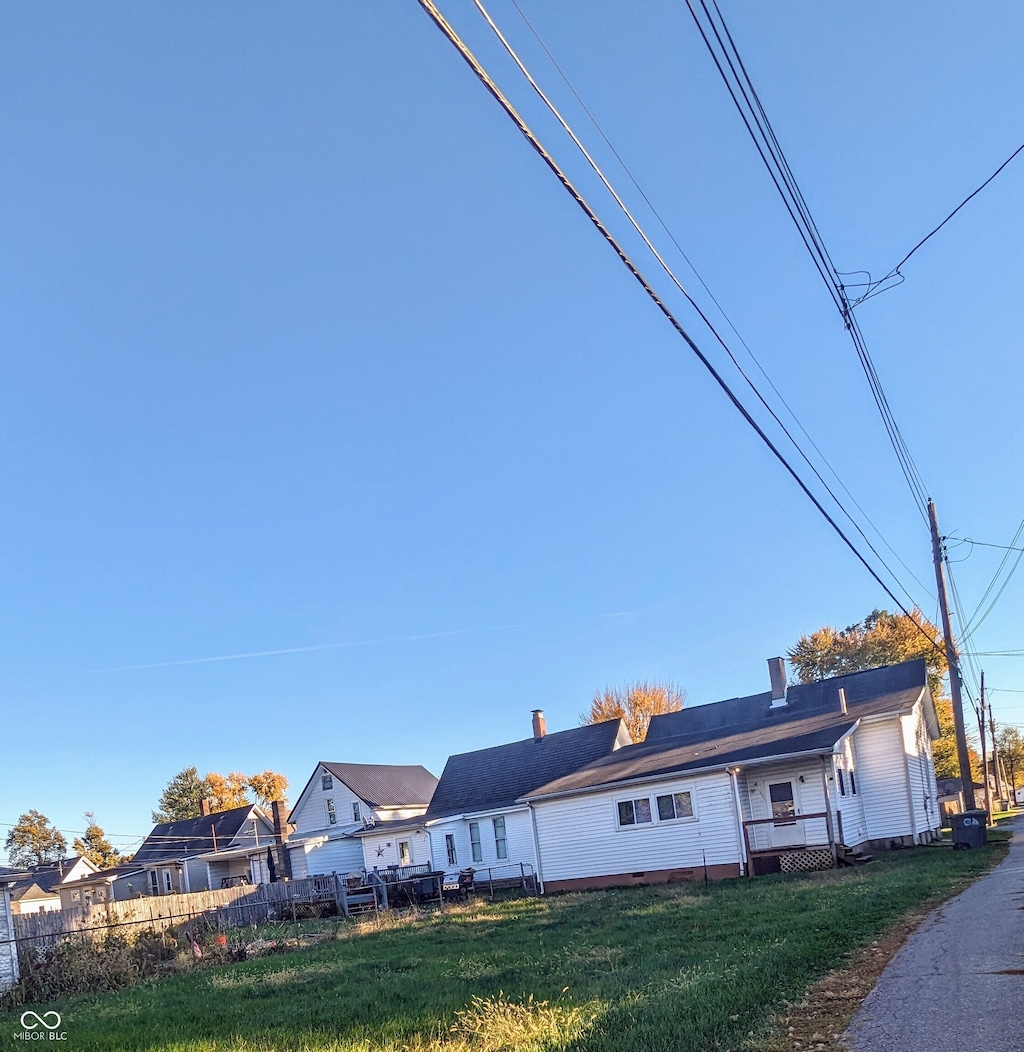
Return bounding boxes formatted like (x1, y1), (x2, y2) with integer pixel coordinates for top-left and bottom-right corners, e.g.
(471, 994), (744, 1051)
(746, 908), (932, 1052)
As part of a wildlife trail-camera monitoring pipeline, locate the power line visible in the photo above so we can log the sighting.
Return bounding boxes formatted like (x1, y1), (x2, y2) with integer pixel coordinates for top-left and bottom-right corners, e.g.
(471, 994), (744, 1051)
(506, 0), (936, 607)
(471, 0), (930, 615)
(417, 0), (944, 662)
(685, 0), (930, 524)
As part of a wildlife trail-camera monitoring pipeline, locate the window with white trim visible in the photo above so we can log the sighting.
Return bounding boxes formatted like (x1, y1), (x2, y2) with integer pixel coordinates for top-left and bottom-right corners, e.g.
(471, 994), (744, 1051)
(399, 840), (411, 865)
(493, 816), (508, 860)
(445, 834), (457, 866)
(655, 791), (694, 821)
(326, 797), (337, 825)
(352, 802), (361, 822)
(469, 821), (483, 863)
(837, 768), (846, 796)
(616, 797), (653, 827)
(321, 773), (333, 790)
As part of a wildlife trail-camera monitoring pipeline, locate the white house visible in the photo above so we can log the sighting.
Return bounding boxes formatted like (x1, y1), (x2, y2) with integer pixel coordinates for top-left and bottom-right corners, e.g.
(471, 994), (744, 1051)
(521, 659), (941, 891)
(356, 712), (632, 879)
(7, 856), (97, 914)
(0, 877), (19, 993)
(286, 763), (438, 878)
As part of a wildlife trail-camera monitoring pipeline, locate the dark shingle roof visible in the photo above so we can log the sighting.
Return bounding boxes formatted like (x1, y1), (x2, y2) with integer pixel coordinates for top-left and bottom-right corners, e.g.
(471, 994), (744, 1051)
(133, 805), (261, 864)
(646, 659), (929, 745)
(426, 720), (627, 818)
(320, 763), (438, 809)
(526, 661), (929, 800)
(6, 857), (92, 898)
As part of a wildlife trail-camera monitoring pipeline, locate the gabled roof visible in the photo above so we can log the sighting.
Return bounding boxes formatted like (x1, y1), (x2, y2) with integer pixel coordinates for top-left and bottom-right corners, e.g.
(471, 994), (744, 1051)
(6, 856), (96, 898)
(426, 720), (629, 818)
(319, 763), (438, 809)
(525, 661), (931, 801)
(58, 862), (146, 889)
(132, 804), (268, 865)
(646, 659), (931, 744)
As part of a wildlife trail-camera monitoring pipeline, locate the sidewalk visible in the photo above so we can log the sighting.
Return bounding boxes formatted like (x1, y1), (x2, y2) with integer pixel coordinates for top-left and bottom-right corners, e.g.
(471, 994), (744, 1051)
(846, 817), (1024, 1052)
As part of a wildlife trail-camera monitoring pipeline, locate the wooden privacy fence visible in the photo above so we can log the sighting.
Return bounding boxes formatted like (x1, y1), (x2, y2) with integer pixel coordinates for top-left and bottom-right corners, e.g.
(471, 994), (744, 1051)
(11, 878), (342, 948)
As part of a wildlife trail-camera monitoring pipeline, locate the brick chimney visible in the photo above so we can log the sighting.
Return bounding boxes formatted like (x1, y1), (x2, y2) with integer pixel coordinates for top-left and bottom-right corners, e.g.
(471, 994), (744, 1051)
(269, 799), (293, 879)
(199, 798), (211, 817)
(768, 657), (788, 707)
(532, 709), (547, 741)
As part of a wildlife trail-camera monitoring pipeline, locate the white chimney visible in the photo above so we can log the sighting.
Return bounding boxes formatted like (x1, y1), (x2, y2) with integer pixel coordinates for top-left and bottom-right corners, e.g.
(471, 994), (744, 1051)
(768, 657), (788, 707)
(532, 709), (547, 741)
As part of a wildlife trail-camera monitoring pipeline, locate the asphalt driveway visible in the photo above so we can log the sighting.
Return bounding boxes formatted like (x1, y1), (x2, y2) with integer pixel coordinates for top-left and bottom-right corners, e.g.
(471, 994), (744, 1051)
(846, 817), (1024, 1051)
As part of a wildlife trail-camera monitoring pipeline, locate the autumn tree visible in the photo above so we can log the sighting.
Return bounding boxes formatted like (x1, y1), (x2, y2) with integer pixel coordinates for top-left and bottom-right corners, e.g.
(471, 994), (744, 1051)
(5, 810), (67, 868)
(73, 812), (123, 870)
(996, 726), (1024, 790)
(248, 770), (288, 807)
(205, 771), (252, 812)
(152, 766), (211, 824)
(787, 608), (947, 696)
(581, 680), (686, 742)
(787, 609), (979, 779)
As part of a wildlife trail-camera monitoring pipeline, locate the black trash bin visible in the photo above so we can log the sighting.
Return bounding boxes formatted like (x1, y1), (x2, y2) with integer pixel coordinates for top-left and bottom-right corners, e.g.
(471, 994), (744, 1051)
(951, 809), (988, 850)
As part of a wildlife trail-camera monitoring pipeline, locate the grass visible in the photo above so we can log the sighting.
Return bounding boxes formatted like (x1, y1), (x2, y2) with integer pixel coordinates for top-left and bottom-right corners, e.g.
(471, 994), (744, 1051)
(1, 841), (1007, 1052)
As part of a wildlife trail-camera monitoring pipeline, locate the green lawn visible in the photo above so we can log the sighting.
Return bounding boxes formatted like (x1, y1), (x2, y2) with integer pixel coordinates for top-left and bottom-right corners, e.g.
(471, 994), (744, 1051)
(2, 842), (1006, 1052)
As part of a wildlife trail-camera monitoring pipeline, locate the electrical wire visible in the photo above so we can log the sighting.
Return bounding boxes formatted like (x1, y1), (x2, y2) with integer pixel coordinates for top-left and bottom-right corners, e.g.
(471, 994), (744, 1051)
(416, 0), (945, 662)
(507, 0), (935, 606)
(470, 0), (929, 615)
(685, 0), (931, 524)
(963, 515), (1024, 639)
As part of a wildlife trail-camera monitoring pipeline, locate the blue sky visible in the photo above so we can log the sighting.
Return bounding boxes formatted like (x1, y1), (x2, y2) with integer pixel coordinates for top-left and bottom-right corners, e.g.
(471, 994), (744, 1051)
(2, 2), (1023, 859)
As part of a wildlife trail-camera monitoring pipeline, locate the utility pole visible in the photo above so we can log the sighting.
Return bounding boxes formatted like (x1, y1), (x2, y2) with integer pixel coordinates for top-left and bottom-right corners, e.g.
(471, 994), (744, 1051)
(987, 673), (1005, 808)
(978, 671), (989, 811)
(929, 499), (976, 810)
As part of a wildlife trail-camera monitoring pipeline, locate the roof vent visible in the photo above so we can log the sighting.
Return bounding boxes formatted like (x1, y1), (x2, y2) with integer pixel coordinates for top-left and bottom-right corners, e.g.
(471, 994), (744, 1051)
(532, 709), (547, 741)
(839, 687), (849, 715)
(768, 657), (788, 706)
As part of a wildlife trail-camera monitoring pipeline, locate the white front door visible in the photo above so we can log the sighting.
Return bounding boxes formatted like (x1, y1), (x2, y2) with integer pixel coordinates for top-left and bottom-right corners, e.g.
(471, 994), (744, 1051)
(768, 781), (804, 848)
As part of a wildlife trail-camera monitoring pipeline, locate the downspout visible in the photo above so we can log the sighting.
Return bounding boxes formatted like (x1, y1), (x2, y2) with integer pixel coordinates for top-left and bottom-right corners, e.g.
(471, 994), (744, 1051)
(900, 717), (920, 845)
(528, 803), (545, 894)
(728, 769), (747, 877)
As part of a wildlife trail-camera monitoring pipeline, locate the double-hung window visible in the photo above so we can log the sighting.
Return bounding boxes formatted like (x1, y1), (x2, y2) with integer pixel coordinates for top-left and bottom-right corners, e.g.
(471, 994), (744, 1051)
(445, 834), (458, 866)
(321, 774), (333, 791)
(399, 841), (411, 865)
(617, 798), (653, 827)
(493, 816), (508, 860)
(469, 821), (483, 862)
(326, 797), (337, 825)
(352, 802), (361, 822)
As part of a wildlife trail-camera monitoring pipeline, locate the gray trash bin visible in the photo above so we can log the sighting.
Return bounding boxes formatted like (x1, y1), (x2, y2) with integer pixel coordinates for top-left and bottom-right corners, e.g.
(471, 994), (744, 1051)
(951, 810), (988, 850)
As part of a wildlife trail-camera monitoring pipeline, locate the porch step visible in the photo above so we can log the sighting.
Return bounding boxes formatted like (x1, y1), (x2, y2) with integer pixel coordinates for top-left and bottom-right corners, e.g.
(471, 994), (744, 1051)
(836, 844), (874, 867)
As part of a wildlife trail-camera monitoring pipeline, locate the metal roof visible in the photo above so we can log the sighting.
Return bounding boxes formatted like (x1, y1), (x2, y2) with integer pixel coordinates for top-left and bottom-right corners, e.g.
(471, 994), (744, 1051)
(319, 763), (438, 809)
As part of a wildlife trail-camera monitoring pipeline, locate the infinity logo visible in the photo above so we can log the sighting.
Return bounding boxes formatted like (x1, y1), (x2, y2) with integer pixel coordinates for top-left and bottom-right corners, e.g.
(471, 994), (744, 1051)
(20, 1011), (61, 1030)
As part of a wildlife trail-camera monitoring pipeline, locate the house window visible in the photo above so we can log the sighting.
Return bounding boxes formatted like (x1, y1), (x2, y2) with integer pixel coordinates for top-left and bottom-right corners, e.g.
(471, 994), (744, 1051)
(399, 841), (411, 866)
(164, 870), (173, 894)
(493, 816), (508, 860)
(322, 774), (333, 791)
(469, 822), (483, 863)
(149, 871), (159, 895)
(445, 834), (458, 866)
(326, 797), (337, 825)
(769, 782), (797, 826)
(352, 802), (361, 822)
(849, 770), (857, 795)
(656, 791), (694, 821)
(837, 769), (846, 796)
(616, 798), (653, 827)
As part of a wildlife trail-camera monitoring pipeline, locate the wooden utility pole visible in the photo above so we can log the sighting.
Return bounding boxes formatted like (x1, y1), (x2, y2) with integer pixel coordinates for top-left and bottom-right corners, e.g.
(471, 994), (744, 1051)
(987, 674), (1006, 807)
(978, 671), (990, 810)
(928, 499), (976, 810)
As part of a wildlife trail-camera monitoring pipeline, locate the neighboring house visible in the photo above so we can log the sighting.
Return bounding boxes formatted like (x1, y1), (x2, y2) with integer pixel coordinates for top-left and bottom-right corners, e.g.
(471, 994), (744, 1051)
(286, 763), (438, 878)
(0, 874), (19, 993)
(521, 659), (941, 891)
(356, 712), (632, 878)
(7, 856), (97, 914)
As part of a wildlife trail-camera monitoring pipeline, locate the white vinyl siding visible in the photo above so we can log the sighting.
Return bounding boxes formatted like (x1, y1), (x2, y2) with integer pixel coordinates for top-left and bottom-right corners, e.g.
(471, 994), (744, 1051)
(360, 830), (431, 870)
(833, 737), (868, 849)
(856, 719), (913, 841)
(428, 810), (536, 873)
(533, 773), (742, 884)
(742, 763), (828, 852)
(289, 834), (363, 877)
(903, 705), (940, 839)
(290, 768), (369, 836)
